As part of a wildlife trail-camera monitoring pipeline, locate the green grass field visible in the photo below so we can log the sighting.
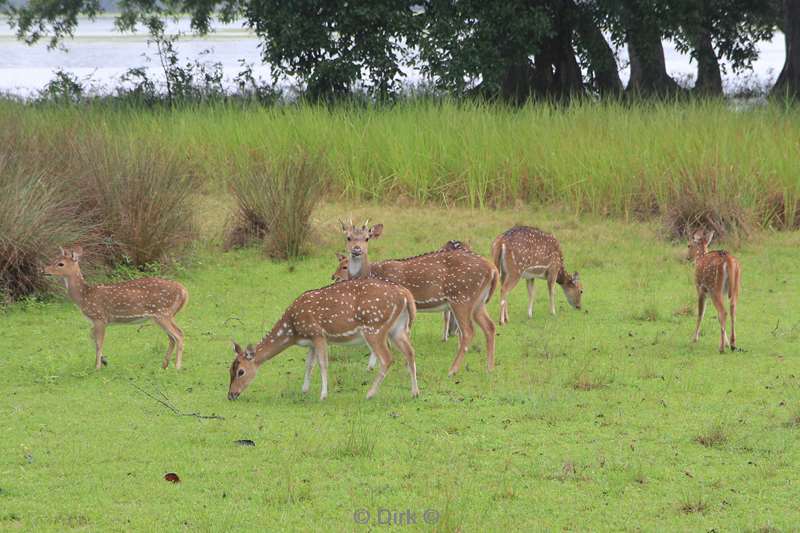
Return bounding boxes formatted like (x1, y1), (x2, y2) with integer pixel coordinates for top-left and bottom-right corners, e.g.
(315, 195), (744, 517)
(2, 203), (799, 531)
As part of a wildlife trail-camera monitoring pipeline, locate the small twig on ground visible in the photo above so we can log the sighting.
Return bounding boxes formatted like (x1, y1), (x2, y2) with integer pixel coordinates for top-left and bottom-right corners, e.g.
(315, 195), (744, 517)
(130, 380), (225, 420)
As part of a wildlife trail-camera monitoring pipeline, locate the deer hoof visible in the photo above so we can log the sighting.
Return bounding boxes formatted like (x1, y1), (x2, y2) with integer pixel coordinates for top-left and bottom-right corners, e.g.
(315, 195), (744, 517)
(101, 357), (108, 366)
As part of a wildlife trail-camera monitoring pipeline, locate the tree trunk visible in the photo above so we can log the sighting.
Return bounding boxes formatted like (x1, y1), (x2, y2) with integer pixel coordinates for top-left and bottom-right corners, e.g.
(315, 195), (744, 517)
(773, 0), (800, 98)
(500, 60), (535, 104)
(626, 19), (682, 97)
(694, 29), (723, 95)
(574, 6), (623, 96)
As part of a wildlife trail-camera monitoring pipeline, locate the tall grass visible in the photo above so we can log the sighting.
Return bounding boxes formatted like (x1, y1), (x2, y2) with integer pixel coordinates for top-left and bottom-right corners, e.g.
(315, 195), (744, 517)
(4, 98), (796, 230)
(0, 105), (197, 300)
(227, 148), (326, 259)
(2, 98), (798, 239)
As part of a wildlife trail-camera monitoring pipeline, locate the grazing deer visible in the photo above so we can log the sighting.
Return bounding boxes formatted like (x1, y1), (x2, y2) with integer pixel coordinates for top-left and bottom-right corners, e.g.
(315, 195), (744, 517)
(228, 278), (418, 401)
(44, 246), (188, 369)
(687, 229), (741, 352)
(491, 226), (582, 324)
(335, 220), (498, 376)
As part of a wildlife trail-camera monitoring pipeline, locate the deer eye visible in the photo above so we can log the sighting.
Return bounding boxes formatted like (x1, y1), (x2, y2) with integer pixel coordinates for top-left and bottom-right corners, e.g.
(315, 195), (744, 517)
(347, 237), (351, 241)
(57, 262), (65, 267)
(365, 237), (369, 241)
(237, 368), (246, 378)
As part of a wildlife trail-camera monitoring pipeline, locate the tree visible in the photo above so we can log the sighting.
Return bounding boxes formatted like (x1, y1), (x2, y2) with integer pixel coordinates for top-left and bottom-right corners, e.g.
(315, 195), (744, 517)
(773, 0), (800, 98)
(672, 0), (777, 96)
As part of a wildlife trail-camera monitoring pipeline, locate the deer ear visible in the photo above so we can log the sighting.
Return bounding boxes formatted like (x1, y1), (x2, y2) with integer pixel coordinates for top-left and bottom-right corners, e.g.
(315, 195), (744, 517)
(59, 246), (66, 256)
(369, 224), (383, 239)
(71, 246), (83, 262)
(232, 341), (243, 355)
(244, 344), (256, 360)
(572, 272), (580, 282)
(339, 219), (349, 233)
(335, 252), (347, 261)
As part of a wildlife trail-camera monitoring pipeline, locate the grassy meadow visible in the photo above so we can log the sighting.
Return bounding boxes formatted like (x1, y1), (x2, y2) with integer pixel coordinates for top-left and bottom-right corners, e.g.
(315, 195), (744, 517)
(2, 201), (800, 531)
(1, 99), (798, 224)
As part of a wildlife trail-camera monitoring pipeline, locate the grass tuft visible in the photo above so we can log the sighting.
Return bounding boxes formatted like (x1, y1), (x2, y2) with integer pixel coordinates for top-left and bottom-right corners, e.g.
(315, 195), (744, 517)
(662, 189), (752, 243)
(227, 148), (326, 259)
(695, 423), (728, 448)
(679, 495), (709, 514)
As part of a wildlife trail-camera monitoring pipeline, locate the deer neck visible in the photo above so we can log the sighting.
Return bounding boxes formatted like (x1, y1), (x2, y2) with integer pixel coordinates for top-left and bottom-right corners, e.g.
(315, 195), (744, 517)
(348, 254), (370, 279)
(63, 271), (88, 306)
(555, 265), (568, 286)
(252, 329), (294, 366)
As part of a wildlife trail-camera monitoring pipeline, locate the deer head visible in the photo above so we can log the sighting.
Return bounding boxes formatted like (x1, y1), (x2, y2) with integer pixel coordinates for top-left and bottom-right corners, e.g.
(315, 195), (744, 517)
(44, 246), (83, 278)
(561, 271), (583, 309)
(340, 219), (383, 259)
(228, 341), (258, 400)
(687, 229), (714, 261)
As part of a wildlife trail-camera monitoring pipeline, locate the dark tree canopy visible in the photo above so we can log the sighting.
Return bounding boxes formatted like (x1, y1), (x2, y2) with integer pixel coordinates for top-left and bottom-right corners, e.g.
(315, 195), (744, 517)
(1, 0), (796, 100)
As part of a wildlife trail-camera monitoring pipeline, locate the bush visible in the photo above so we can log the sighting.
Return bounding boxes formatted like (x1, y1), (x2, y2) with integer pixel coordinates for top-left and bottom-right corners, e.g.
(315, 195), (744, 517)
(662, 189), (752, 243)
(65, 135), (198, 266)
(227, 148), (326, 260)
(0, 167), (92, 302)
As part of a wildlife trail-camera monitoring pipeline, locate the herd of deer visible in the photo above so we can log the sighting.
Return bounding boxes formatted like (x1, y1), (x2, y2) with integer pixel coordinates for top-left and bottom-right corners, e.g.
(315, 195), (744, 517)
(43, 223), (741, 401)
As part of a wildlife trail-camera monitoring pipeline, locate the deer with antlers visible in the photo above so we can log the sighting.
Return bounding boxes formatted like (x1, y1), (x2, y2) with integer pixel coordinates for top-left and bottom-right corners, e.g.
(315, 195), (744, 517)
(334, 220), (498, 376)
(333, 238), (469, 345)
(228, 278), (418, 401)
(44, 246), (189, 369)
(491, 226), (582, 324)
(687, 229), (741, 352)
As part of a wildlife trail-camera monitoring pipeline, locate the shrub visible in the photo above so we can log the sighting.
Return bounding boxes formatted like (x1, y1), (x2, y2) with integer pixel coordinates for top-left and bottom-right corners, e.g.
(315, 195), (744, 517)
(65, 136), (198, 266)
(662, 189), (752, 243)
(227, 148), (326, 260)
(0, 167), (91, 302)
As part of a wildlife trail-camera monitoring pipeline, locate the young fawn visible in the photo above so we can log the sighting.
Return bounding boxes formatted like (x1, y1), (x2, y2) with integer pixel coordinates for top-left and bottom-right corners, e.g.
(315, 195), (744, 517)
(44, 246), (189, 369)
(687, 230), (741, 352)
(228, 278), (419, 401)
(491, 226), (582, 324)
(335, 221), (498, 376)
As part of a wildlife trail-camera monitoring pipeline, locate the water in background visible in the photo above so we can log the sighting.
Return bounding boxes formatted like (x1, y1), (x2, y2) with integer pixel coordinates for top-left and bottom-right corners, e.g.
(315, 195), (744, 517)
(0, 15), (787, 97)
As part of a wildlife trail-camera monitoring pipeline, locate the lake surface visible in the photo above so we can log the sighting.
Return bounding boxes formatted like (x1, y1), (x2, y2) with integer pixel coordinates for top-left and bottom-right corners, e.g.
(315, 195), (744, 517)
(0, 16), (787, 97)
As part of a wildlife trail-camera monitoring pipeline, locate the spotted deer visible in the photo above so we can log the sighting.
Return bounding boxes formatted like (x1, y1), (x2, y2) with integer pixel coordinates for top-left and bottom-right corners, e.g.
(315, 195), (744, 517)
(44, 246), (189, 369)
(687, 229), (741, 352)
(228, 278), (418, 401)
(491, 226), (582, 324)
(335, 221), (498, 376)
(334, 238), (469, 344)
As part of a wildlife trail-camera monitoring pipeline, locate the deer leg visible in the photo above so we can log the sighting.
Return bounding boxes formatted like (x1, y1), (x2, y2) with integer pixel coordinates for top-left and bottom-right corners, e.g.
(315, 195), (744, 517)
(302, 347), (316, 394)
(442, 311), (451, 342)
(91, 320), (107, 370)
(448, 305), (475, 376)
(499, 270), (521, 325)
(391, 331), (419, 398)
(472, 303), (496, 372)
(366, 351), (378, 371)
(170, 319), (185, 370)
(526, 279), (536, 318)
(547, 274), (557, 316)
(710, 291), (729, 353)
(729, 298), (737, 351)
(364, 334), (393, 399)
(314, 338), (329, 400)
(693, 291), (707, 343)
(154, 317), (179, 369)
